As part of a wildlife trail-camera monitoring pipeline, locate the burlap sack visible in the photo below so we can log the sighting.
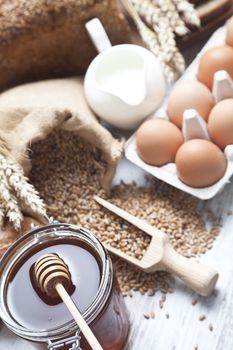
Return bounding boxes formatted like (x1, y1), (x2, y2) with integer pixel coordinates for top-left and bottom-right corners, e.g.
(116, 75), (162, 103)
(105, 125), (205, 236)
(0, 77), (123, 230)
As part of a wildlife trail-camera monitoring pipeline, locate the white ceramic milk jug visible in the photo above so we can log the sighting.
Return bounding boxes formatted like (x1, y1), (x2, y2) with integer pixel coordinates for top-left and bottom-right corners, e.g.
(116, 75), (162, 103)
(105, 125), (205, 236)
(84, 18), (166, 130)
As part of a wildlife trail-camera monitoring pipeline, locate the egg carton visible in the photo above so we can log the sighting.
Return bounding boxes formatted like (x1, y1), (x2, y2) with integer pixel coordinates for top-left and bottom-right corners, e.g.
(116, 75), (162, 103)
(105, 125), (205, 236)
(125, 25), (233, 200)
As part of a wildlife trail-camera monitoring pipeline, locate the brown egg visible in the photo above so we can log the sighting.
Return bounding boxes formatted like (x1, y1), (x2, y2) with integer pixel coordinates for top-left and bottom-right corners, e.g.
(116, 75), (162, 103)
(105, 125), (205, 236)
(175, 139), (227, 187)
(136, 119), (183, 166)
(167, 80), (214, 128)
(226, 16), (233, 47)
(208, 99), (233, 150)
(197, 45), (233, 89)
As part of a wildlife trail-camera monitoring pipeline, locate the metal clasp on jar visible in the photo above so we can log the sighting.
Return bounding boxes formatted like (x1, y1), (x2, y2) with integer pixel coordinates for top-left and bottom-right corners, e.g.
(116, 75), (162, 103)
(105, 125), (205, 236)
(47, 331), (82, 350)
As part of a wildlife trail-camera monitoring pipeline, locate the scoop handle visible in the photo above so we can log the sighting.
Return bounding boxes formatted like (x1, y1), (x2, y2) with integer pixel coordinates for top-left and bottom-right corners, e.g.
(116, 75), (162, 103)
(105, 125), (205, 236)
(161, 243), (219, 296)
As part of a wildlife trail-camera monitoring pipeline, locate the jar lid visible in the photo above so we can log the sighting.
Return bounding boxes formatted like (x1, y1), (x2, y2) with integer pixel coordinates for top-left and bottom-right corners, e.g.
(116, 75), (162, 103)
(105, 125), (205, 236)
(0, 223), (113, 342)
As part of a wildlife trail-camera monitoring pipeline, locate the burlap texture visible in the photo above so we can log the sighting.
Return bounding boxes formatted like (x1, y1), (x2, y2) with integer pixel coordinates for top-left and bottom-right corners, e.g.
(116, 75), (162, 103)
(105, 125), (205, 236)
(0, 77), (123, 189)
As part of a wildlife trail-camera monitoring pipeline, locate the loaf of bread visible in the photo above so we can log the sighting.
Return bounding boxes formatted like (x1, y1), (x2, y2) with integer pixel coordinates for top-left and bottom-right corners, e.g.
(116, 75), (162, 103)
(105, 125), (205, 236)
(0, 0), (131, 90)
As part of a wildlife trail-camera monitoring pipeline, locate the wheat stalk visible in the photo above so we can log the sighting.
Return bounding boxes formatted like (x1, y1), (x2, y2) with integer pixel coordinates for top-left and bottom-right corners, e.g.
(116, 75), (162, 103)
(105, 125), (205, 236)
(130, 0), (187, 80)
(0, 203), (4, 227)
(6, 164), (46, 215)
(139, 23), (178, 81)
(0, 154), (47, 230)
(132, 0), (176, 61)
(173, 0), (200, 27)
(122, 0), (182, 81)
(124, 0), (200, 81)
(152, 0), (189, 36)
(172, 51), (186, 74)
(0, 162), (23, 229)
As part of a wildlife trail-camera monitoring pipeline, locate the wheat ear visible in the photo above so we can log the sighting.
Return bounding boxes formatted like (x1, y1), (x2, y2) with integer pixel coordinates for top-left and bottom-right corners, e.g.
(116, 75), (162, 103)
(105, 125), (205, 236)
(122, 0), (179, 81)
(173, 0), (200, 27)
(150, 0), (189, 36)
(0, 203), (4, 227)
(0, 154), (47, 229)
(6, 162), (46, 215)
(0, 160), (23, 229)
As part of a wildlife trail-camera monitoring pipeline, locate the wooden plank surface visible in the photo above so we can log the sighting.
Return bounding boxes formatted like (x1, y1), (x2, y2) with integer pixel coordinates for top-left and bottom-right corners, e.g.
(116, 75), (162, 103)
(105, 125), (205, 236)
(1, 158), (233, 349)
(115, 159), (233, 350)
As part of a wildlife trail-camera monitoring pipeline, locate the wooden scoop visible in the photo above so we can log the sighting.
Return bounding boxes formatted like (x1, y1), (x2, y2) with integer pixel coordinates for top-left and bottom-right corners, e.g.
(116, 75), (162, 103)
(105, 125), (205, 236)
(34, 254), (103, 350)
(94, 195), (219, 296)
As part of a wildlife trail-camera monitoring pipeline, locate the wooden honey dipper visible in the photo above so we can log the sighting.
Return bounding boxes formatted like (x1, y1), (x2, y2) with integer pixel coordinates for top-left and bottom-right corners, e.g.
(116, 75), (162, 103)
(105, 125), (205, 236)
(34, 253), (103, 350)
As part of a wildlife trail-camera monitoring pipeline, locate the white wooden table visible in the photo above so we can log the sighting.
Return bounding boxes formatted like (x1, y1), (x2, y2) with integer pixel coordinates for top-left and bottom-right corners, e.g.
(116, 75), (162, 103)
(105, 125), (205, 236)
(116, 159), (233, 350)
(1, 27), (233, 350)
(1, 157), (233, 350)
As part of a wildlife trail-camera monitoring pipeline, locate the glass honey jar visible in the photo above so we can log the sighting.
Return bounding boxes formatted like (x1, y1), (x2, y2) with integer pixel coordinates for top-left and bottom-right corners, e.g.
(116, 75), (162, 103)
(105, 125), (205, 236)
(0, 223), (129, 350)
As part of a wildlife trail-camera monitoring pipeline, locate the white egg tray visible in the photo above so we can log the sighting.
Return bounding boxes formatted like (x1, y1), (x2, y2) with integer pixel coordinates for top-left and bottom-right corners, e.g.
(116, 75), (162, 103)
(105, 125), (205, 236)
(125, 25), (233, 200)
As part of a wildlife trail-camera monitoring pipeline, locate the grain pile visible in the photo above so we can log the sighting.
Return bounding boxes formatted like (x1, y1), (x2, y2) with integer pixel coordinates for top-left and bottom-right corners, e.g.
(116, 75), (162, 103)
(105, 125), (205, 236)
(29, 130), (220, 296)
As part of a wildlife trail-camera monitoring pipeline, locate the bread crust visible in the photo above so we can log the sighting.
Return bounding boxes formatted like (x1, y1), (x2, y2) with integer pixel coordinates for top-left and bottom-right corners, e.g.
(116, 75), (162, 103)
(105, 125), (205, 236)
(0, 0), (131, 90)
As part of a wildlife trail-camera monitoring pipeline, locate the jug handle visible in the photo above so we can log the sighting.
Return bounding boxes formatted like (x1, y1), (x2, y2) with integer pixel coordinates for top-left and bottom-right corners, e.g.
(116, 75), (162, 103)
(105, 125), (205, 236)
(85, 18), (112, 53)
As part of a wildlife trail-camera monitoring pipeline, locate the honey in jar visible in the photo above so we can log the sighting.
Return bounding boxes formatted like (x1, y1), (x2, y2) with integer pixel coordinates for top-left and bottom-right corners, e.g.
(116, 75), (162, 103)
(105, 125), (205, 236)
(0, 223), (129, 350)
